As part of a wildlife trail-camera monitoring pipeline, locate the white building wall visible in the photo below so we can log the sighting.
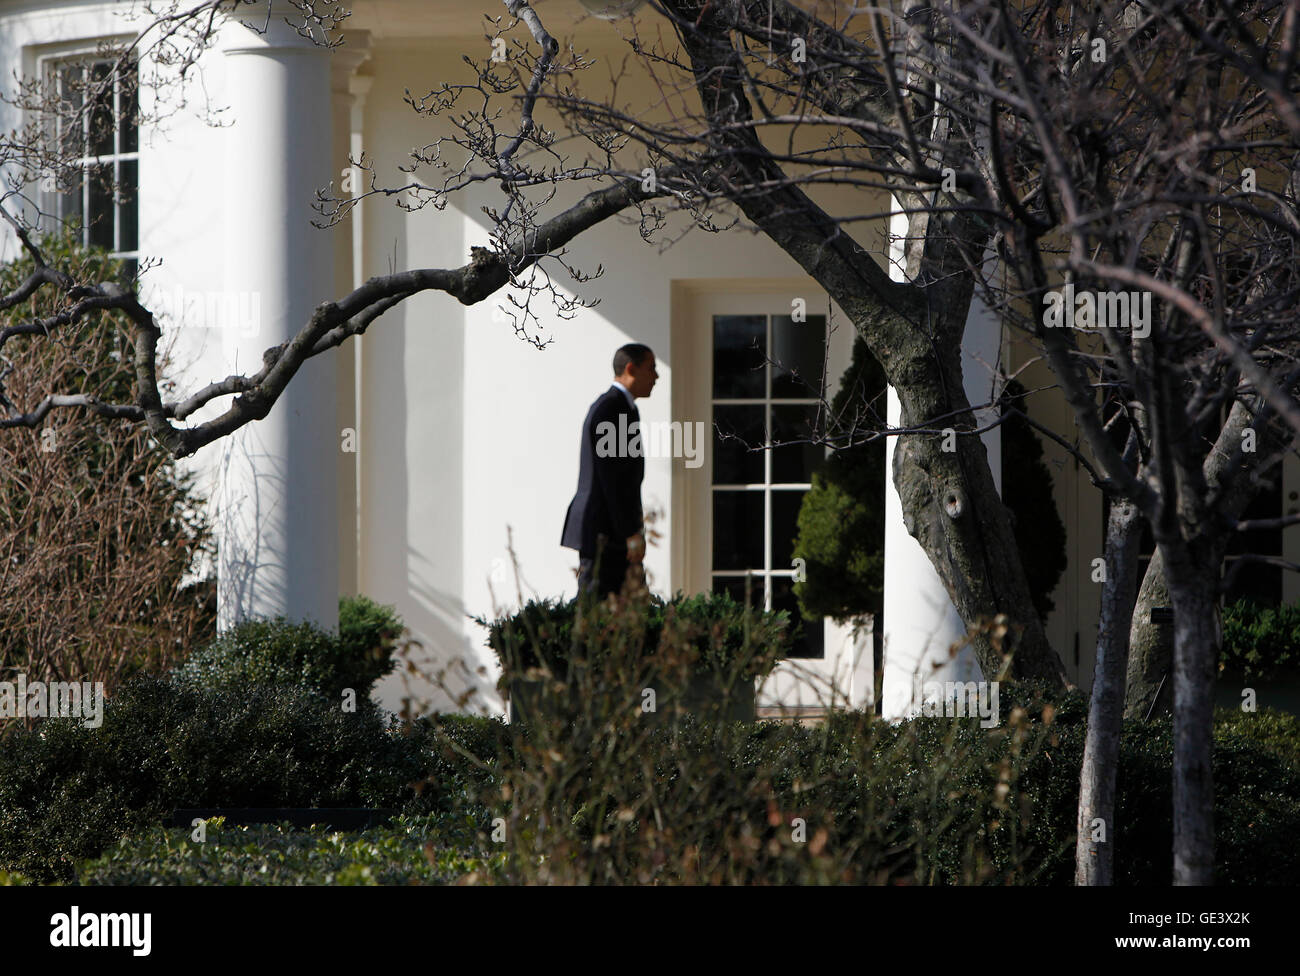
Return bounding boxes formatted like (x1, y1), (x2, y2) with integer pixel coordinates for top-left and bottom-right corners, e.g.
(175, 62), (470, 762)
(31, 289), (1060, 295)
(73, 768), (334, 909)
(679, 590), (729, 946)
(352, 44), (470, 715)
(355, 38), (900, 718)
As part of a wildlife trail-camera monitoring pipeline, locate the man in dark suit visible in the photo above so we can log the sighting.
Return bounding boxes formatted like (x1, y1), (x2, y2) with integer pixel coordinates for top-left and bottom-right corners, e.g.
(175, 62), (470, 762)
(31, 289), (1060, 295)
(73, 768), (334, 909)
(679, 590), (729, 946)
(561, 343), (658, 597)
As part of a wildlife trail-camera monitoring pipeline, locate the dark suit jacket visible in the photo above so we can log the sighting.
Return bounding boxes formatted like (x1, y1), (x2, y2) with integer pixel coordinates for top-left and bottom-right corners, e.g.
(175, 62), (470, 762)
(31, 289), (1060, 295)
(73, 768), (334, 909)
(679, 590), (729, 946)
(561, 386), (644, 556)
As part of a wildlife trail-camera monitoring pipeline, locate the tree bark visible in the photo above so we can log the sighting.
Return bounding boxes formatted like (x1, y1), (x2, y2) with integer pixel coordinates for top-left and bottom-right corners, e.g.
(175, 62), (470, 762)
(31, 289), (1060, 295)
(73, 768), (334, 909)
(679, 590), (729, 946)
(1125, 401), (1288, 718)
(662, 0), (1067, 688)
(889, 339), (1068, 685)
(1163, 551), (1220, 886)
(1076, 494), (1141, 885)
(1124, 548), (1174, 720)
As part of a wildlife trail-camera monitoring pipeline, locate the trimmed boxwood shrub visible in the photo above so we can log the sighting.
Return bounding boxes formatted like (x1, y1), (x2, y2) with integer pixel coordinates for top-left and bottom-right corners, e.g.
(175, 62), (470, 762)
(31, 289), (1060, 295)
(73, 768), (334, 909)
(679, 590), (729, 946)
(175, 594), (402, 700)
(0, 587), (512, 882)
(481, 590), (793, 685)
(990, 679), (1090, 728)
(935, 707), (1300, 885)
(402, 713), (514, 811)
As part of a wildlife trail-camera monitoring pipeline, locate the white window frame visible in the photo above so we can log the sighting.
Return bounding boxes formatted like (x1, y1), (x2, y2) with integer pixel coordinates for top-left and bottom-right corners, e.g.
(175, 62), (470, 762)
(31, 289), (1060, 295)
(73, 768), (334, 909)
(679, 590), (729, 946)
(709, 312), (824, 628)
(35, 45), (139, 270)
(671, 281), (872, 713)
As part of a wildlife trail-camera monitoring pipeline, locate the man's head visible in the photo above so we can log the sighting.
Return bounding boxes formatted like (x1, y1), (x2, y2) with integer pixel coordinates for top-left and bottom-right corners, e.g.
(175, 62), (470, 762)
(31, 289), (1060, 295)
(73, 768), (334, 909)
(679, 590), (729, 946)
(613, 343), (658, 399)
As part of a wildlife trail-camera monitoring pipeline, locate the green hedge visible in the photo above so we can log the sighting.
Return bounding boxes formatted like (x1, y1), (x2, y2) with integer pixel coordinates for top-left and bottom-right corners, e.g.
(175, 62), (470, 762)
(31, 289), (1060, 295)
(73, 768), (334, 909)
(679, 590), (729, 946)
(0, 592), (507, 882)
(0, 676), (505, 882)
(32, 704), (1298, 886)
(4, 630), (1296, 883)
(603, 707), (1300, 885)
(175, 594), (402, 701)
(480, 590), (793, 684)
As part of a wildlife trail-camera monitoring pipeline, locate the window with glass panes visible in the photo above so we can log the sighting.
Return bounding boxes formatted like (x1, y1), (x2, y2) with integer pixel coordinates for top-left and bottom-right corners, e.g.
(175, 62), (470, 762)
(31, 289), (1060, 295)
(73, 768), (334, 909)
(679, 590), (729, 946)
(48, 59), (138, 278)
(711, 312), (827, 658)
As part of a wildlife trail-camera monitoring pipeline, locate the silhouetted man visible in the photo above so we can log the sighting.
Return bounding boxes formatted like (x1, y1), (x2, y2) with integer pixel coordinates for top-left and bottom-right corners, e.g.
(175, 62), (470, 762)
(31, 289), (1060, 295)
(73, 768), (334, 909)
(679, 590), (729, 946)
(561, 343), (658, 597)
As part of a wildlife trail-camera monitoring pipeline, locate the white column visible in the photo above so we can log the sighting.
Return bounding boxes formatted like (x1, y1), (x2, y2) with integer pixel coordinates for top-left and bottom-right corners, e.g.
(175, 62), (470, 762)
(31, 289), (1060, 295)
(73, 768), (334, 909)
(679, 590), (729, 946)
(216, 13), (337, 631)
(331, 35), (371, 600)
(348, 62), (372, 598)
(881, 206), (1002, 719)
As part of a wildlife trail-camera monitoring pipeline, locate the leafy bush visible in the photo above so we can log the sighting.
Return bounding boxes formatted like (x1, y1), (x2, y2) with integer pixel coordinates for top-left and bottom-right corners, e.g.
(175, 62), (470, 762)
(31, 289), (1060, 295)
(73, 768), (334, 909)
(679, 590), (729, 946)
(791, 336), (886, 622)
(480, 590), (792, 684)
(1220, 599), (1300, 681)
(0, 674), (456, 881)
(339, 595), (405, 680)
(1212, 707), (1300, 766)
(6, 589), (1295, 886)
(402, 713), (513, 811)
(991, 679), (1090, 728)
(476, 587), (1063, 883)
(476, 595), (1300, 886)
(654, 591), (796, 680)
(175, 594), (401, 701)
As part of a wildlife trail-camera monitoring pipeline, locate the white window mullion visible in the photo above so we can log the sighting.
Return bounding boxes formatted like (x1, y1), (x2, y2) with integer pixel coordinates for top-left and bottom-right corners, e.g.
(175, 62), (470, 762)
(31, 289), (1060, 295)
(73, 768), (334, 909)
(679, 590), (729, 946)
(112, 72), (120, 254)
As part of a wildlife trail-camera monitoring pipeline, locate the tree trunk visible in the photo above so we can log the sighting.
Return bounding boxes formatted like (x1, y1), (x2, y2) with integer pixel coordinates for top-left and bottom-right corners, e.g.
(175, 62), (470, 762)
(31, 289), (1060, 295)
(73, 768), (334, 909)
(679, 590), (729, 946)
(1124, 548), (1174, 720)
(890, 342), (1068, 686)
(1076, 495), (1141, 885)
(1126, 401), (1284, 718)
(1163, 552), (1219, 886)
(664, 0), (1067, 689)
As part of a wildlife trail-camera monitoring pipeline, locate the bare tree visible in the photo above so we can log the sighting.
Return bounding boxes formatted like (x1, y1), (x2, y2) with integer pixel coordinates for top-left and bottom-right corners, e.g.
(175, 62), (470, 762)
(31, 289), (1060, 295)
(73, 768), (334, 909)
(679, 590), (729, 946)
(935, 0), (1300, 884)
(0, 240), (215, 704)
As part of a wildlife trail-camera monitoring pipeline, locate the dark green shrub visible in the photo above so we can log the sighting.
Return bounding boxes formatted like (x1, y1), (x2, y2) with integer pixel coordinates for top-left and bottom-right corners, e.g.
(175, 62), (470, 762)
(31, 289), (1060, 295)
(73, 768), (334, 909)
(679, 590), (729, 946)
(479, 596), (578, 678)
(1210, 714), (1300, 885)
(401, 713), (514, 810)
(0, 674), (446, 881)
(969, 708), (1300, 885)
(490, 682), (1300, 884)
(176, 594), (401, 700)
(652, 591), (794, 680)
(992, 679), (1090, 727)
(1220, 599), (1300, 682)
(791, 336), (886, 623)
(6, 650), (1296, 884)
(1211, 707), (1300, 766)
(340, 594), (405, 681)
(480, 590), (792, 684)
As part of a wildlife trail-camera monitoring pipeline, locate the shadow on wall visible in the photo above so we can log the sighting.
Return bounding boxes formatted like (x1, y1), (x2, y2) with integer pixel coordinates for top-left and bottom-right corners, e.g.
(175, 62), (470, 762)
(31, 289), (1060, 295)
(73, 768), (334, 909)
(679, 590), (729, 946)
(216, 428), (296, 630)
(372, 541), (505, 719)
(352, 202), (497, 714)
